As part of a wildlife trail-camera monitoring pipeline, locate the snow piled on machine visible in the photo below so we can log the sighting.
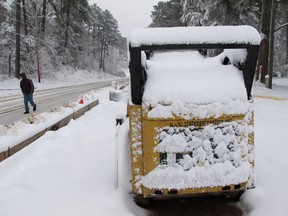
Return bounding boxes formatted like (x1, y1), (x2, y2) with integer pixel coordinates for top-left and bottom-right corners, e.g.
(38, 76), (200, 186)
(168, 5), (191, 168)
(142, 120), (254, 190)
(128, 25), (258, 192)
(143, 50), (250, 119)
(129, 25), (261, 47)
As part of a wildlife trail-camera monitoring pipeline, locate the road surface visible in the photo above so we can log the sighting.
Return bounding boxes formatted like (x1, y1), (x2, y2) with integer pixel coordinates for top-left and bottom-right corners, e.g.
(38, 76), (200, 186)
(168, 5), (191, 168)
(0, 79), (127, 126)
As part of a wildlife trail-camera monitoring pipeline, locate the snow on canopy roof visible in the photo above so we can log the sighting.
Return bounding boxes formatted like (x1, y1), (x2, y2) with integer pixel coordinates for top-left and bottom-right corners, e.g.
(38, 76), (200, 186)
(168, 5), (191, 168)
(129, 25), (261, 48)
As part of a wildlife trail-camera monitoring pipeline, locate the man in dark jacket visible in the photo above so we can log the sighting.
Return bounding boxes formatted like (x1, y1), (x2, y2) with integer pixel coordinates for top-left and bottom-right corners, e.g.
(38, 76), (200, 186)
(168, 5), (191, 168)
(20, 72), (37, 114)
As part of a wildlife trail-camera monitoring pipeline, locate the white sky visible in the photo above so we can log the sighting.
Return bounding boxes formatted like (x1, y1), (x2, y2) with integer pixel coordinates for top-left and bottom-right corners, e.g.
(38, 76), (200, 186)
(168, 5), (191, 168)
(88, 0), (168, 36)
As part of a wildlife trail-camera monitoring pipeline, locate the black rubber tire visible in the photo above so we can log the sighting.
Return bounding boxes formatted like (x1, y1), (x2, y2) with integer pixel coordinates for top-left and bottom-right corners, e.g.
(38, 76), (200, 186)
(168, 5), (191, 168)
(134, 196), (152, 208)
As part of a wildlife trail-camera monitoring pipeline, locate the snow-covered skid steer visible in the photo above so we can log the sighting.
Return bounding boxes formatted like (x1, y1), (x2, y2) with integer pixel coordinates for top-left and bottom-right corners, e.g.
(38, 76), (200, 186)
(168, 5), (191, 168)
(127, 26), (260, 205)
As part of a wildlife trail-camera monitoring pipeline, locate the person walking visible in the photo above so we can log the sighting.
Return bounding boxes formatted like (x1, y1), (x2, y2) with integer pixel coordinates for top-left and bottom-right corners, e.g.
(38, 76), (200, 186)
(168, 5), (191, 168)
(19, 72), (37, 114)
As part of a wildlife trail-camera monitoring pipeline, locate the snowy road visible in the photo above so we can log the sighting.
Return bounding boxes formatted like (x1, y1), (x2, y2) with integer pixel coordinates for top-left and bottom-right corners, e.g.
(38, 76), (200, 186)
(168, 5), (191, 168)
(0, 79), (126, 125)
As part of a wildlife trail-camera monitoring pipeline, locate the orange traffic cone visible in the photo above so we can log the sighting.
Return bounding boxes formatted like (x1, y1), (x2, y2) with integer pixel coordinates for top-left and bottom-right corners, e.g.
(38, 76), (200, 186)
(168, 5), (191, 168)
(79, 94), (84, 104)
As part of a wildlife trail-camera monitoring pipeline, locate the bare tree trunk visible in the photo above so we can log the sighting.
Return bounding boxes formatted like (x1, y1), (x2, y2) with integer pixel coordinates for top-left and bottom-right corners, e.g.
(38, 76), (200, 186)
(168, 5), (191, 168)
(267, 0), (277, 89)
(286, 5), (288, 64)
(35, 6), (41, 83)
(8, 53), (11, 77)
(21, 0), (31, 54)
(64, 0), (71, 48)
(99, 37), (105, 70)
(287, 26), (288, 64)
(103, 47), (106, 71)
(41, 0), (47, 38)
(15, 0), (21, 79)
(22, 0), (28, 35)
(35, 35), (41, 83)
(258, 0), (272, 83)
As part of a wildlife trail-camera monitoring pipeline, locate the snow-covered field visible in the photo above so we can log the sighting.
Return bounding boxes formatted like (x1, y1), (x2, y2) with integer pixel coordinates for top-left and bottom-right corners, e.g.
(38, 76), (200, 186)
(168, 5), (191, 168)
(0, 73), (288, 216)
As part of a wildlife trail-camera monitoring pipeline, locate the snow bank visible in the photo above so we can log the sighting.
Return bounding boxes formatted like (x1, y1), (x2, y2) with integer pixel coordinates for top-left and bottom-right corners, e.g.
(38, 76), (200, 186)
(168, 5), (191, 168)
(0, 88), (145, 216)
(129, 25), (261, 47)
(0, 92), (97, 152)
(0, 106), (76, 152)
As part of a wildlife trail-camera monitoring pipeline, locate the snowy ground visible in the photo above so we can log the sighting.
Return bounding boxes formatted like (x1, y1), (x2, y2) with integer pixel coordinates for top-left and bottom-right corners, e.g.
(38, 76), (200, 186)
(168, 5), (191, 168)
(0, 73), (288, 216)
(241, 78), (288, 216)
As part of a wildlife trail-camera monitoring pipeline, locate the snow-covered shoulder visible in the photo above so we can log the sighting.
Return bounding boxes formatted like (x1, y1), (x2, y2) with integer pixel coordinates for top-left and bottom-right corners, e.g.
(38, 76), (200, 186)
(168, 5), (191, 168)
(129, 25), (261, 47)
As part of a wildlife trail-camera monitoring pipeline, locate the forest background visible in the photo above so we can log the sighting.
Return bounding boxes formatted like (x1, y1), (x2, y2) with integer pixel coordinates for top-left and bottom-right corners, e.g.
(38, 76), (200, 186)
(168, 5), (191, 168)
(0, 0), (287, 86)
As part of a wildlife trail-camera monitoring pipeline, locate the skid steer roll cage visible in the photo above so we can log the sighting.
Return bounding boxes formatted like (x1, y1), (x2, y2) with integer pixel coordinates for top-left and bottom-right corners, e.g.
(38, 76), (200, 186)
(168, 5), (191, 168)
(129, 43), (259, 105)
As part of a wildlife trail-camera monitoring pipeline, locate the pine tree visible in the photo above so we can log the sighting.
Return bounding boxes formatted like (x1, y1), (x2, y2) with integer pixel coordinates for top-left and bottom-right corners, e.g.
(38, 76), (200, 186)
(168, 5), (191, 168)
(274, 0), (288, 77)
(97, 10), (121, 71)
(0, 2), (14, 77)
(258, 0), (273, 83)
(180, 0), (260, 27)
(150, 0), (184, 27)
(0, 0), (126, 78)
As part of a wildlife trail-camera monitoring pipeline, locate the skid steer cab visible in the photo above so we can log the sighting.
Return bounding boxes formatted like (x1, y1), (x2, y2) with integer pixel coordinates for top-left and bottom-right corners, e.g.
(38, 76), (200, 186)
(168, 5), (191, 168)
(127, 25), (260, 205)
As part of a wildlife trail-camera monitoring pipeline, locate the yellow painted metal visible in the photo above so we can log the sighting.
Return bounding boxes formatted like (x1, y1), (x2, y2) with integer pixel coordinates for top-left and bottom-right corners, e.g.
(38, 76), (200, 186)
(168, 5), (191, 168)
(129, 102), (254, 198)
(142, 114), (245, 176)
(248, 111), (255, 169)
(128, 104), (144, 194)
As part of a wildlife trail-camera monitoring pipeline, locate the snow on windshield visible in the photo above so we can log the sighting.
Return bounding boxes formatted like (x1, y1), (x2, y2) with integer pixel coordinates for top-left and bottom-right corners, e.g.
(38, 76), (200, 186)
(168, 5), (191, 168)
(129, 25), (261, 47)
(142, 50), (250, 119)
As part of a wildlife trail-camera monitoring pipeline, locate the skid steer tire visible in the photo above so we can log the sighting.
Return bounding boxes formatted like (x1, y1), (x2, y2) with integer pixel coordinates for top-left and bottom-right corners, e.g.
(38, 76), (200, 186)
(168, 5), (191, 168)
(134, 196), (152, 208)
